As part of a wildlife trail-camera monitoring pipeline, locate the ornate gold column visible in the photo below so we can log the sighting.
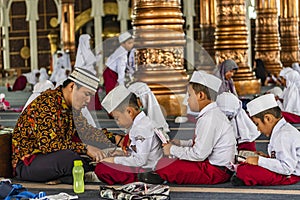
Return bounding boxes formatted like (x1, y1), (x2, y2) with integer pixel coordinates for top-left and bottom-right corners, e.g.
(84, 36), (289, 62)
(199, 0), (216, 62)
(280, 0), (299, 67)
(255, 0), (282, 75)
(214, 0), (260, 95)
(132, 0), (188, 116)
(61, 0), (75, 64)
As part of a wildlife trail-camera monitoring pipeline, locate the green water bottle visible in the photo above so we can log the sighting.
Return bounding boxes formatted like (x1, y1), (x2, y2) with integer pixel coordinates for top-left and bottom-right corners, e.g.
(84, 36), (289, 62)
(72, 160), (84, 193)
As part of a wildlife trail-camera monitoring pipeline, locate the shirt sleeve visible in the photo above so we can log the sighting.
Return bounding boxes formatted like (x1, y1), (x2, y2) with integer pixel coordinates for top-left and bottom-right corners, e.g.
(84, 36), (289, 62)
(258, 136), (298, 175)
(170, 117), (216, 161)
(116, 55), (127, 85)
(114, 127), (152, 167)
(179, 139), (193, 147)
(74, 112), (115, 149)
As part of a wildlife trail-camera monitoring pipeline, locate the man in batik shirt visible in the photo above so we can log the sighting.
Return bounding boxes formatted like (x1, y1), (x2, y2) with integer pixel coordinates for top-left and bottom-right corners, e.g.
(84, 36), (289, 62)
(12, 68), (115, 182)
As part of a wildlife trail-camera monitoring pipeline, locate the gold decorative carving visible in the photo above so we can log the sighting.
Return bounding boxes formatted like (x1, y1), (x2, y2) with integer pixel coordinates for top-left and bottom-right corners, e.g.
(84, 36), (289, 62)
(215, 0), (260, 95)
(104, 2), (118, 15)
(75, 9), (92, 32)
(20, 46), (30, 59)
(255, 0), (282, 75)
(132, 0), (188, 116)
(279, 0), (299, 67)
(50, 17), (58, 28)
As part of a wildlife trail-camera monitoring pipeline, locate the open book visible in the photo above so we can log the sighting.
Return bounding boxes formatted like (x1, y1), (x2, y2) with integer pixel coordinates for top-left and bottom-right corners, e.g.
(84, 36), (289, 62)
(154, 128), (169, 144)
(237, 150), (259, 162)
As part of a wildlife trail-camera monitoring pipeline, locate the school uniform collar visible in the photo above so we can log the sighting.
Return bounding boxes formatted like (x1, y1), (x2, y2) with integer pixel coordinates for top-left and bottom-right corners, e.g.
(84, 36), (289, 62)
(271, 117), (286, 135)
(196, 102), (216, 119)
(132, 111), (146, 127)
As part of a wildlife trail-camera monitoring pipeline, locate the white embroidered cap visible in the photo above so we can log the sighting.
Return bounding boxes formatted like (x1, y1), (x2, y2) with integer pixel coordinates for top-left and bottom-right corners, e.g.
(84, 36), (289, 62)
(102, 85), (131, 113)
(247, 94), (278, 117)
(68, 67), (99, 92)
(118, 31), (132, 43)
(190, 70), (222, 92)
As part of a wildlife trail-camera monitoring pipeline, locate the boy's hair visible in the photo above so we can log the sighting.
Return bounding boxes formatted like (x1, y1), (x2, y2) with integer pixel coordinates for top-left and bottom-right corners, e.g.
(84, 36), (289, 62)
(252, 106), (282, 123)
(62, 79), (82, 89)
(190, 82), (217, 101)
(114, 93), (140, 112)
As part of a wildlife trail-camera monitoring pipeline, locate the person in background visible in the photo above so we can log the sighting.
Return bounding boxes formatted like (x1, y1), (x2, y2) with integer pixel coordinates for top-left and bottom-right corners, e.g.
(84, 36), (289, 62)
(215, 59), (239, 96)
(12, 68), (115, 183)
(216, 92), (260, 151)
(143, 71), (236, 185)
(74, 34), (101, 75)
(253, 59), (267, 86)
(103, 31), (134, 95)
(75, 34), (102, 110)
(231, 94), (300, 186)
(50, 50), (71, 86)
(95, 85), (163, 185)
(38, 67), (49, 82)
(12, 69), (40, 91)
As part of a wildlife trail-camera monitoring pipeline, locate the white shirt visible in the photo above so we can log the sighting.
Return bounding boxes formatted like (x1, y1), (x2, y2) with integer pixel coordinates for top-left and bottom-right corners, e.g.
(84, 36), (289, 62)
(114, 112), (163, 169)
(170, 102), (236, 168)
(258, 118), (300, 176)
(105, 46), (128, 85)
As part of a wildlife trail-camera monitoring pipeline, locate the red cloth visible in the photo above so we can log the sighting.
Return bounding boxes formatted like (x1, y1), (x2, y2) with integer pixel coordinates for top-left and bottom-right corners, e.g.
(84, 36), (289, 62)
(103, 67), (118, 95)
(236, 163), (300, 186)
(12, 75), (27, 91)
(281, 111), (300, 124)
(237, 141), (256, 151)
(155, 157), (231, 184)
(94, 161), (145, 185)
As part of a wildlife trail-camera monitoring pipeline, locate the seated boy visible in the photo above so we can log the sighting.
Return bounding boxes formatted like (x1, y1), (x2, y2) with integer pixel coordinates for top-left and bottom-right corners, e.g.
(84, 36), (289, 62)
(232, 94), (300, 186)
(94, 85), (163, 185)
(143, 71), (236, 185)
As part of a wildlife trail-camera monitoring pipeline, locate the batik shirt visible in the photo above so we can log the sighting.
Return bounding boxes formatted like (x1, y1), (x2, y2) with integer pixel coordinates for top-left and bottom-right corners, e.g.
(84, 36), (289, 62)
(12, 86), (113, 170)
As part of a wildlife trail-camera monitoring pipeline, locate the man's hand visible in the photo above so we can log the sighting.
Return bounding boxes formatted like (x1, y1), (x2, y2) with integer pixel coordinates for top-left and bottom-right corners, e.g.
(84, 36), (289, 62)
(255, 151), (268, 157)
(162, 143), (172, 156)
(86, 145), (105, 163)
(245, 156), (259, 165)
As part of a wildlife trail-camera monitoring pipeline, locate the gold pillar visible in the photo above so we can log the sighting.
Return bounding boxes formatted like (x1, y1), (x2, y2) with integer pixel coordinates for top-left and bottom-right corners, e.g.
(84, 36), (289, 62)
(255, 0), (282, 75)
(61, 0), (76, 65)
(214, 0), (260, 95)
(199, 0), (216, 62)
(280, 0), (299, 67)
(132, 0), (188, 116)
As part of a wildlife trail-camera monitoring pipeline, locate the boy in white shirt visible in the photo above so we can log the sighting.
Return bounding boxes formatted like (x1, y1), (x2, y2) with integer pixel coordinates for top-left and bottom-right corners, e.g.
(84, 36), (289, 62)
(103, 32), (134, 95)
(232, 94), (300, 186)
(94, 85), (163, 185)
(143, 71), (236, 185)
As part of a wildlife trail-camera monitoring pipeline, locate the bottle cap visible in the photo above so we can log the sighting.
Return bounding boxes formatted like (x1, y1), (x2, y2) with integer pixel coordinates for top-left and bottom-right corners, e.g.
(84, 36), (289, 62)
(74, 160), (83, 166)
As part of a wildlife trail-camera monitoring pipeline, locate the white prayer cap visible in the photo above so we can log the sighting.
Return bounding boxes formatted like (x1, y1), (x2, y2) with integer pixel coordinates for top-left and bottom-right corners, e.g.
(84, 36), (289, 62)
(118, 31), (132, 43)
(247, 94), (278, 117)
(190, 70), (222, 92)
(102, 85), (131, 113)
(267, 86), (283, 97)
(68, 67), (99, 92)
(216, 92), (240, 114)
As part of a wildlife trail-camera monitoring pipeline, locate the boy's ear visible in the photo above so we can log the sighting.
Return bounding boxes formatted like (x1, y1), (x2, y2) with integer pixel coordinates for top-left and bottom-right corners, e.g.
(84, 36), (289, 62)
(198, 91), (206, 100)
(264, 114), (274, 123)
